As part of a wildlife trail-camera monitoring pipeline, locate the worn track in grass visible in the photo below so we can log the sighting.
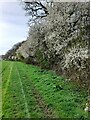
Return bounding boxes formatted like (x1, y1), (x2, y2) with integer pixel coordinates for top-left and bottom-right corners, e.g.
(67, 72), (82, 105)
(16, 67), (30, 118)
(17, 65), (57, 118)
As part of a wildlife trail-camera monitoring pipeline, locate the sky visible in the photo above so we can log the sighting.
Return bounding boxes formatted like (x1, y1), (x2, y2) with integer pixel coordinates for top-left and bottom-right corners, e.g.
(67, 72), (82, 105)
(0, 0), (29, 55)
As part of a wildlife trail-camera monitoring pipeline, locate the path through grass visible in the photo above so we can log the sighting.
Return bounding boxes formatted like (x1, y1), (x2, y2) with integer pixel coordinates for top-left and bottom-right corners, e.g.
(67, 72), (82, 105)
(1, 61), (88, 118)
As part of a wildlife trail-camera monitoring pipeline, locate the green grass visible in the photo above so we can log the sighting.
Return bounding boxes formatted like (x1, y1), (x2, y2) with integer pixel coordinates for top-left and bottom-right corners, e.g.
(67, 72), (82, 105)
(1, 60), (88, 118)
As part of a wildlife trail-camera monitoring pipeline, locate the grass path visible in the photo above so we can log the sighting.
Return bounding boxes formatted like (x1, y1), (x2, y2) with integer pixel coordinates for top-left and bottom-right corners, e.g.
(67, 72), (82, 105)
(16, 67), (30, 118)
(17, 68), (56, 118)
(1, 61), (88, 118)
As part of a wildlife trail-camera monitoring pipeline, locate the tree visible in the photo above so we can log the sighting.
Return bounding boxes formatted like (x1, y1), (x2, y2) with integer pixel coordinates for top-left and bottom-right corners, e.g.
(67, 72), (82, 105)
(21, 0), (53, 25)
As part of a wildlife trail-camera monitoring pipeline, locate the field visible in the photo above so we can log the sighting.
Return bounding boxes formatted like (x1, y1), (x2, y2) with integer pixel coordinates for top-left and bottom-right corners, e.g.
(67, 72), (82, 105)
(1, 60), (88, 118)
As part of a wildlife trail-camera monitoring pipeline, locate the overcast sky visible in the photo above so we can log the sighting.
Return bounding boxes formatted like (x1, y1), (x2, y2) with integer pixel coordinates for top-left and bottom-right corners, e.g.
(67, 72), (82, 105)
(0, 0), (29, 55)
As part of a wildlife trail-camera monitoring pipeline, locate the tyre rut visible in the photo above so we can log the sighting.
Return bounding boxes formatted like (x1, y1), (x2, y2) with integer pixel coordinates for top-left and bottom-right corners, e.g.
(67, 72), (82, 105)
(31, 85), (56, 118)
(23, 75), (57, 118)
